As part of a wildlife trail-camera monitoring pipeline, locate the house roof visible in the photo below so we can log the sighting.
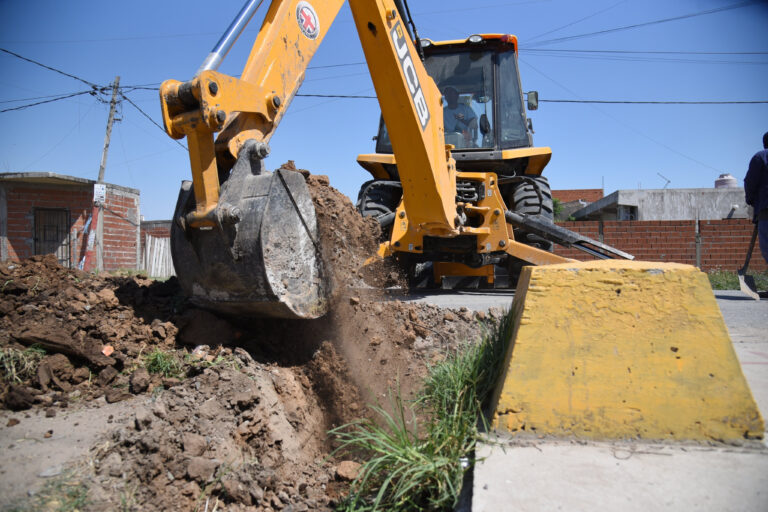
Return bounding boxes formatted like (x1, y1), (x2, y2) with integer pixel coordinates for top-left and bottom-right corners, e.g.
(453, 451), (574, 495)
(0, 172), (139, 195)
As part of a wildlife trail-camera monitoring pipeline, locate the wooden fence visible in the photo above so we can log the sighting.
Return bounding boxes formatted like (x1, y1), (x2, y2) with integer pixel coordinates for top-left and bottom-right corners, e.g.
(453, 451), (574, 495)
(141, 235), (175, 279)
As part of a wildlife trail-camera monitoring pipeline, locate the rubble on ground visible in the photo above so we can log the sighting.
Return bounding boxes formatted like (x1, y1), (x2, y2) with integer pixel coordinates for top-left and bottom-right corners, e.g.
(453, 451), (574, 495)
(0, 171), (495, 510)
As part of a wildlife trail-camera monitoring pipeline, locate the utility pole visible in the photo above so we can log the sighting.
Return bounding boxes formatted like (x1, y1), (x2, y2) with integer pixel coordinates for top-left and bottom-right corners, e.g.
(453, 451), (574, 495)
(82, 76), (120, 272)
(98, 76), (121, 183)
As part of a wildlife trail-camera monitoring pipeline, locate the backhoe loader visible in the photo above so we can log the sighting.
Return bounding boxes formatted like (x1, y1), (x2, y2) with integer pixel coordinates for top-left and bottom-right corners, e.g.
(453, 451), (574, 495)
(160, 0), (629, 319)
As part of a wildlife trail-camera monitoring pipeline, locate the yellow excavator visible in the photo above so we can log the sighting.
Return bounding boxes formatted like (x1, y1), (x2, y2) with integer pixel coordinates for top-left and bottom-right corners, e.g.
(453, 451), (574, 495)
(159, 0), (763, 446)
(160, 0), (629, 320)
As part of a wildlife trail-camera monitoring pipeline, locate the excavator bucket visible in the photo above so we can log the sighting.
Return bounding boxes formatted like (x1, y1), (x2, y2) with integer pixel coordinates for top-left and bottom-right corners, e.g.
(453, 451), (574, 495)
(170, 146), (329, 320)
(489, 260), (764, 442)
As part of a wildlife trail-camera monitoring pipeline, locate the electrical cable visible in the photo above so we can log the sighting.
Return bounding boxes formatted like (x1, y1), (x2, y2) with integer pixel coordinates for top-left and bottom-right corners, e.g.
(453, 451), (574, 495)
(296, 93), (376, 99)
(21, 101), (98, 171)
(119, 93), (188, 151)
(522, 49), (768, 56)
(0, 91), (95, 104)
(540, 99), (768, 104)
(519, 57), (723, 173)
(0, 91), (94, 113)
(0, 48), (100, 88)
(528, 1), (761, 48)
(521, 52), (768, 65)
(527, 0), (628, 43)
(308, 62), (365, 70)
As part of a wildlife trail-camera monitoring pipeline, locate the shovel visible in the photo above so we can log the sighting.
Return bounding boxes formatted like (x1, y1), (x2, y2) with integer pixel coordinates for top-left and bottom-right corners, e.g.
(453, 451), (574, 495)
(738, 224), (760, 300)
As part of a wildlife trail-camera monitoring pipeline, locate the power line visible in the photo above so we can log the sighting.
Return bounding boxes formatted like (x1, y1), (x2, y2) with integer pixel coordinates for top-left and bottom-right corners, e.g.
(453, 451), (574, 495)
(297, 93), (376, 99)
(0, 91), (94, 113)
(540, 99), (768, 104)
(120, 92), (188, 151)
(521, 52), (768, 66)
(529, 1), (761, 48)
(0, 47), (100, 89)
(0, 31), (222, 45)
(522, 49), (768, 56)
(527, 0), (628, 42)
(308, 62), (365, 70)
(0, 90), (95, 104)
(519, 57), (723, 173)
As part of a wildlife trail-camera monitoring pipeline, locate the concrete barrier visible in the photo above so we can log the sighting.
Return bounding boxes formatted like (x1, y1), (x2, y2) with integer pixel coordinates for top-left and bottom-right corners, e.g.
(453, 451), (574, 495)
(489, 260), (764, 441)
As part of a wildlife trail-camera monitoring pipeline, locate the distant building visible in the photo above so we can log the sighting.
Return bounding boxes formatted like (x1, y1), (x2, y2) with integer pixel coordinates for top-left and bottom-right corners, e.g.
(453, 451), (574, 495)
(552, 189), (604, 220)
(571, 188), (748, 221)
(0, 172), (140, 270)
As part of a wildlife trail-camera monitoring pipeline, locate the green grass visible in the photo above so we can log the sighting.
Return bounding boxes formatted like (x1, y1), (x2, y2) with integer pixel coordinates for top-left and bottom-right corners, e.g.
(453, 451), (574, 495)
(332, 309), (515, 511)
(6, 471), (89, 512)
(144, 348), (184, 379)
(0, 345), (46, 384)
(552, 198), (564, 220)
(707, 270), (768, 290)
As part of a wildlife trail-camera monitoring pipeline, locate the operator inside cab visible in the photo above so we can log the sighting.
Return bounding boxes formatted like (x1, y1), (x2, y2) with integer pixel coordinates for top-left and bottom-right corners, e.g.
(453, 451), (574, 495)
(442, 86), (477, 148)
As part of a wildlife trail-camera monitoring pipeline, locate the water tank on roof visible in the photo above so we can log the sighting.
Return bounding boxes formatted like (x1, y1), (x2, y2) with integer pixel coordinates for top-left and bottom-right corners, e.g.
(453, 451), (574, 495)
(715, 173), (739, 188)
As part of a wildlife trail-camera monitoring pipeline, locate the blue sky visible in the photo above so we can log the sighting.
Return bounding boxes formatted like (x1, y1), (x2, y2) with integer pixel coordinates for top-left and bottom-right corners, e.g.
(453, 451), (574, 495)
(1, 0), (766, 220)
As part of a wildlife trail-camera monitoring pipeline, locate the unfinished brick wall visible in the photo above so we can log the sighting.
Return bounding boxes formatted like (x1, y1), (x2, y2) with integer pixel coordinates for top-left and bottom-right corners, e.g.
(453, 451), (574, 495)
(552, 189), (604, 203)
(553, 219), (767, 272)
(101, 188), (140, 271)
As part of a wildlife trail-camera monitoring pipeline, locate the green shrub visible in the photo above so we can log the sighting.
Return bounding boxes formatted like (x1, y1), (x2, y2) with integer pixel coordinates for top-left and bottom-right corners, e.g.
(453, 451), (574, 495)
(144, 348), (184, 379)
(333, 310), (515, 511)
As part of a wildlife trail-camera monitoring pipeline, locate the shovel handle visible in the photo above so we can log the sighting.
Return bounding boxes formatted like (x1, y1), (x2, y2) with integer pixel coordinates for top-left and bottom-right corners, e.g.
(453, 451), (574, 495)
(741, 224), (759, 274)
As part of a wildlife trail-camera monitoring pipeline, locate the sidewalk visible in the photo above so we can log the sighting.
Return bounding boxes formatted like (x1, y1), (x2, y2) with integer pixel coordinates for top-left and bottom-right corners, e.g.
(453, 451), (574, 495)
(472, 291), (768, 512)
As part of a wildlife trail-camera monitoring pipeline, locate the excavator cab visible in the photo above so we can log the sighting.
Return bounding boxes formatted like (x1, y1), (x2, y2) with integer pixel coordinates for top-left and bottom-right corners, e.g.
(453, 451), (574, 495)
(360, 34), (552, 180)
(375, 35), (533, 156)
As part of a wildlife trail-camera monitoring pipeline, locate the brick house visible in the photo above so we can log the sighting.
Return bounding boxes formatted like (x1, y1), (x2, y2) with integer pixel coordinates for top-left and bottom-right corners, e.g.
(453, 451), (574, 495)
(0, 172), (140, 271)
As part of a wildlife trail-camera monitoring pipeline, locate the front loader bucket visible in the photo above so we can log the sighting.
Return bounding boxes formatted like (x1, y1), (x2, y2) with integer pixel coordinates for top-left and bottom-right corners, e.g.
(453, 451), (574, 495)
(170, 150), (329, 320)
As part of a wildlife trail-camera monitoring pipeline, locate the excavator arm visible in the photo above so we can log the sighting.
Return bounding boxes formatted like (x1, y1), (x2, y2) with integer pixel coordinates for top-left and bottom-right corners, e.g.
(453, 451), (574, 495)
(160, 0), (460, 233)
(159, 0), (471, 318)
(160, 0), (579, 318)
(160, 0), (346, 228)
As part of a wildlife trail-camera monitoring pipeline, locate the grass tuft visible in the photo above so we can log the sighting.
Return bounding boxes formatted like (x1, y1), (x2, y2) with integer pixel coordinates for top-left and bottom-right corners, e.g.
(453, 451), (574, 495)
(6, 471), (89, 512)
(707, 269), (768, 290)
(332, 309), (515, 511)
(0, 345), (46, 384)
(144, 348), (184, 379)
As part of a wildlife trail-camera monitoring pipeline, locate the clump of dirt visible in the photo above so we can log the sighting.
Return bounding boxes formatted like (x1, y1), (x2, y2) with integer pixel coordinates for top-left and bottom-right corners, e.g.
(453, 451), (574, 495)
(306, 172), (387, 291)
(0, 170), (495, 510)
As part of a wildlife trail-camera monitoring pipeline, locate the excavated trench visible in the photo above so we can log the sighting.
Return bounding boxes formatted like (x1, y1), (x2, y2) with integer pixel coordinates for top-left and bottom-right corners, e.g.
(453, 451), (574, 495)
(0, 168), (494, 511)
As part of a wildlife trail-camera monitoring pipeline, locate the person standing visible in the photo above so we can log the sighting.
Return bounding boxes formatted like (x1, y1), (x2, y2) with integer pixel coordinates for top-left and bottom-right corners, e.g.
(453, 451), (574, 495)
(745, 132), (768, 264)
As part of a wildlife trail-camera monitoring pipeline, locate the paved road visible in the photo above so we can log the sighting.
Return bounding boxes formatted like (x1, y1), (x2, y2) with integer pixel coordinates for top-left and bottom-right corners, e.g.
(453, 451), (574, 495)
(402, 288), (768, 512)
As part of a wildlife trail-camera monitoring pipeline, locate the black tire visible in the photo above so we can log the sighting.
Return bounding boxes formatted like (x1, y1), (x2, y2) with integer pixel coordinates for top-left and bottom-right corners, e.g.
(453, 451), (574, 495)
(509, 176), (554, 264)
(511, 175), (554, 220)
(356, 180), (402, 240)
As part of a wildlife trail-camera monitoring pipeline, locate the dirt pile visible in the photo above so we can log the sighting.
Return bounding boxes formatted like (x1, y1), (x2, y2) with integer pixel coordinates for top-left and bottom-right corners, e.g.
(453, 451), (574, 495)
(89, 349), (341, 511)
(0, 254), (183, 410)
(0, 172), (495, 510)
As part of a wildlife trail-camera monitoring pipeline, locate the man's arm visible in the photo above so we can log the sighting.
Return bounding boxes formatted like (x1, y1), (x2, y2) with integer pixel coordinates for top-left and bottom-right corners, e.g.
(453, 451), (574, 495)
(745, 153), (762, 206)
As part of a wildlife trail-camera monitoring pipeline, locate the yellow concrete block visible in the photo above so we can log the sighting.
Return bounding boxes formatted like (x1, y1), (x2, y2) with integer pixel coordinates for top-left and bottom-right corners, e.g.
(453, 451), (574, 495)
(490, 260), (764, 441)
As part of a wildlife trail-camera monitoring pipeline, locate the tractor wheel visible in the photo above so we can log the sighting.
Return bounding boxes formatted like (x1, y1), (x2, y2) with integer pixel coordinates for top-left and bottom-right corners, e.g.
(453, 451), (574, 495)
(510, 176), (554, 252)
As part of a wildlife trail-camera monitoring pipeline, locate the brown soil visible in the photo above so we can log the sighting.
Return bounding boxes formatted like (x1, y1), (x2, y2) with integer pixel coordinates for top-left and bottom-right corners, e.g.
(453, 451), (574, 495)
(0, 170), (491, 511)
